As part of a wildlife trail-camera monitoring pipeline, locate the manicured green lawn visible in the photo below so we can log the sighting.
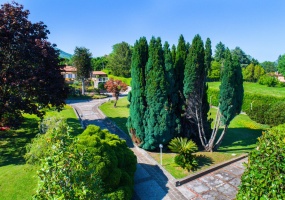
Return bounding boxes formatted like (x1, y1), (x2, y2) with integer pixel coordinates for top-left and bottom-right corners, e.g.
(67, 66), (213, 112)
(0, 105), (83, 200)
(100, 97), (130, 134)
(208, 81), (285, 98)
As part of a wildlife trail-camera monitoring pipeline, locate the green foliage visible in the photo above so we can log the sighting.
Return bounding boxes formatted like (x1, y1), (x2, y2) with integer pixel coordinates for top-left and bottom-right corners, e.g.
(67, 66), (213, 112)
(144, 37), (172, 150)
(265, 102), (285, 126)
(127, 37), (148, 144)
(214, 41), (226, 62)
(76, 125), (137, 200)
(261, 61), (277, 73)
(0, 2), (68, 127)
(231, 46), (250, 67)
(34, 124), (104, 200)
(208, 60), (221, 81)
(237, 124), (285, 199)
(107, 42), (132, 77)
(25, 117), (70, 165)
(92, 56), (108, 71)
(245, 102), (270, 124)
(258, 74), (278, 87)
(219, 49), (244, 125)
(73, 47), (92, 80)
(242, 63), (265, 82)
(168, 137), (198, 171)
(277, 54), (285, 76)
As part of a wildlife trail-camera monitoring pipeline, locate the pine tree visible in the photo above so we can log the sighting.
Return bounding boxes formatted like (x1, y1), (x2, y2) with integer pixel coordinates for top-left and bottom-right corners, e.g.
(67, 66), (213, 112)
(127, 37), (148, 145)
(143, 37), (170, 150)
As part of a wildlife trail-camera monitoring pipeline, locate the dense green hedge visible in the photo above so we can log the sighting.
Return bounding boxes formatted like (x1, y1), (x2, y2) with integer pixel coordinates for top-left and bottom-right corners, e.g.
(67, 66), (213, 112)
(207, 88), (285, 112)
(236, 124), (285, 199)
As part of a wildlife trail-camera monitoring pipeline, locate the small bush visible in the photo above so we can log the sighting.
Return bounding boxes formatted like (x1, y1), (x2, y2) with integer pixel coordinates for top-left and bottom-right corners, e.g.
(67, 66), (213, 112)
(168, 137), (198, 171)
(237, 124), (285, 199)
(265, 101), (285, 126)
(258, 74), (278, 87)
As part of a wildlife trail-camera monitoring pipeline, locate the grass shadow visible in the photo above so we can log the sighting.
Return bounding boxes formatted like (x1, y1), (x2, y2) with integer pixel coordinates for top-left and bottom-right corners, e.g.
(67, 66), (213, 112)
(196, 154), (214, 170)
(217, 127), (263, 153)
(0, 117), (39, 166)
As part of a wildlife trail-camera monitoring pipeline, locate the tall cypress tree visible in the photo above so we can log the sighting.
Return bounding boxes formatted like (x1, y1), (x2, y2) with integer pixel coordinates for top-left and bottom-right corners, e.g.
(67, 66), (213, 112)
(174, 35), (188, 135)
(214, 49), (244, 149)
(127, 37), (148, 145)
(184, 34), (208, 147)
(164, 42), (181, 137)
(143, 37), (170, 150)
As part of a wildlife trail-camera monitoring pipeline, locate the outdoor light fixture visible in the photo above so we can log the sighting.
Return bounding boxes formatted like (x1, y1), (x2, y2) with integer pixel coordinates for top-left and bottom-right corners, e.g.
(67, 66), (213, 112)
(159, 144), (163, 165)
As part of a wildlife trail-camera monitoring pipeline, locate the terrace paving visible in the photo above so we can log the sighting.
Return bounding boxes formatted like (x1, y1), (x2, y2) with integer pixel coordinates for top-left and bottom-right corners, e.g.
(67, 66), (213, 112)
(67, 98), (247, 200)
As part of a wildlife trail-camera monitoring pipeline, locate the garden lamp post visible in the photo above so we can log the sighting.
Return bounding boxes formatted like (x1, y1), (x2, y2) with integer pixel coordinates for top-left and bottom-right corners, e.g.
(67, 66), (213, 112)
(159, 144), (163, 165)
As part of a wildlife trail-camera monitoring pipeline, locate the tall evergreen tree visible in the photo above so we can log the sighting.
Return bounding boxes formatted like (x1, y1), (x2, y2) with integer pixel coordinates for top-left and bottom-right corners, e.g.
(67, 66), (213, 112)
(171, 44), (176, 63)
(184, 34), (208, 145)
(214, 49), (244, 149)
(127, 37), (148, 144)
(174, 35), (188, 135)
(143, 37), (171, 150)
(164, 42), (181, 138)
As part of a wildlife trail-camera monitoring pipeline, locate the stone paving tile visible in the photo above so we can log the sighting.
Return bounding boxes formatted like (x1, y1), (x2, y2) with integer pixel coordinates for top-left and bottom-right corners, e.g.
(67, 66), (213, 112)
(134, 164), (151, 183)
(223, 165), (245, 176)
(213, 170), (236, 182)
(199, 175), (224, 188)
(177, 185), (197, 199)
(228, 177), (241, 188)
(185, 180), (211, 194)
(200, 190), (228, 200)
(216, 183), (237, 199)
(233, 158), (247, 169)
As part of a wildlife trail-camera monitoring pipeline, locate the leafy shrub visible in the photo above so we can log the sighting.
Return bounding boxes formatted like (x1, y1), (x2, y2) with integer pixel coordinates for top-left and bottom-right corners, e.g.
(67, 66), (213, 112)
(25, 117), (70, 165)
(76, 125), (137, 200)
(237, 124), (285, 199)
(264, 101), (285, 126)
(34, 124), (104, 199)
(258, 74), (278, 87)
(168, 137), (198, 171)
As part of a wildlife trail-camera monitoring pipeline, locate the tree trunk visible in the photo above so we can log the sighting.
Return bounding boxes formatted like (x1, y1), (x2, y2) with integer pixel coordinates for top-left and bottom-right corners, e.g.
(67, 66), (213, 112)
(81, 78), (85, 95)
(213, 124), (228, 151)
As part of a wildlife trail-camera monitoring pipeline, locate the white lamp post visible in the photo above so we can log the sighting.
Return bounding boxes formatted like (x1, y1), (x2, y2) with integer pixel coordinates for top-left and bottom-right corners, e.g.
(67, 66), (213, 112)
(159, 144), (163, 165)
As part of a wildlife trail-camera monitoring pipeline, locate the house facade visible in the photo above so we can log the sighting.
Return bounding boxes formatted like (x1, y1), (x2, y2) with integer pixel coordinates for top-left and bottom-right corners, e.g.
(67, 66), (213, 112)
(62, 66), (108, 88)
(91, 71), (108, 88)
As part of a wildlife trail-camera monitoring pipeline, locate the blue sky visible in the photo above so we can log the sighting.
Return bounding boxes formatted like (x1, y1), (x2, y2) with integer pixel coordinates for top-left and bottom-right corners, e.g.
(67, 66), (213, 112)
(1, 0), (285, 62)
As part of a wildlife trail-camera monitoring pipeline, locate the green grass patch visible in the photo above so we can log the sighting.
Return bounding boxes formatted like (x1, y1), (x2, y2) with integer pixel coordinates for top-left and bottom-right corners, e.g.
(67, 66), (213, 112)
(99, 98), (130, 134)
(102, 69), (132, 85)
(208, 81), (285, 98)
(0, 105), (82, 200)
(148, 151), (242, 179)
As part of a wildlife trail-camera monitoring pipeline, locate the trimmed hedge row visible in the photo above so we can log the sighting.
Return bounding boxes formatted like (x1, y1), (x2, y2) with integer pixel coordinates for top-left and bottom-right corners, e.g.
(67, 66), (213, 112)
(207, 88), (285, 112)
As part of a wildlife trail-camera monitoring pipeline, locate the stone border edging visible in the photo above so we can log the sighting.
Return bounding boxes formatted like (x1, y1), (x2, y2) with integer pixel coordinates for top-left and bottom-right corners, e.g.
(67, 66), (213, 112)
(175, 153), (248, 187)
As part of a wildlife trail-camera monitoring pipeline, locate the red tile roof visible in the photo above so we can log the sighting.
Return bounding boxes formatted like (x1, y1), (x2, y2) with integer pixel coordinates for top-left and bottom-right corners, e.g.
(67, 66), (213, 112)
(63, 66), (77, 72)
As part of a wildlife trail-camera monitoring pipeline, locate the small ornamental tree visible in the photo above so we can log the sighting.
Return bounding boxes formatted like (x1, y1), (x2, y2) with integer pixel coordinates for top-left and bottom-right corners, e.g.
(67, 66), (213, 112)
(104, 78), (128, 107)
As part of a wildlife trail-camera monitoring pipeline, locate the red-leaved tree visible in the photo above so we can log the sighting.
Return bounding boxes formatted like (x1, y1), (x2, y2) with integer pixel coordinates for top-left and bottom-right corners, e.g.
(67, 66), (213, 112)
(104, 78), (128, 107)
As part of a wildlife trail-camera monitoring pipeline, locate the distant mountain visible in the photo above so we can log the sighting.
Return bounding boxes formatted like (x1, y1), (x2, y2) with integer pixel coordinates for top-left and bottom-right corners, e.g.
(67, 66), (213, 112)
(56, 48), (72, 59)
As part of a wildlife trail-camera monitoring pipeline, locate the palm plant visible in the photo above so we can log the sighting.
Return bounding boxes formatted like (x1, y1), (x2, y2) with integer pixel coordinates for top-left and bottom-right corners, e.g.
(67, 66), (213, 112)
(168, 137), (198, 171)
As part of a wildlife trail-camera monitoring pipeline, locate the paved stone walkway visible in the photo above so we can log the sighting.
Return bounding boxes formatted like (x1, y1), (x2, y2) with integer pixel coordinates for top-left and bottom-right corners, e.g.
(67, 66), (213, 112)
(67, 99), (247, 200)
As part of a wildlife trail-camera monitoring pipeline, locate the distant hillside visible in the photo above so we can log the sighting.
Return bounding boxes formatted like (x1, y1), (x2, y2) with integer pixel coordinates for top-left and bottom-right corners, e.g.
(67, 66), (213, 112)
(57, 48), (72, 59)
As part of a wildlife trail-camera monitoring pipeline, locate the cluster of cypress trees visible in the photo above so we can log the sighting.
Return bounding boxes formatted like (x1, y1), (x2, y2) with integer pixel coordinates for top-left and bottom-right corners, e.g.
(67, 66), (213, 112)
(128, 34), (243, 151)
